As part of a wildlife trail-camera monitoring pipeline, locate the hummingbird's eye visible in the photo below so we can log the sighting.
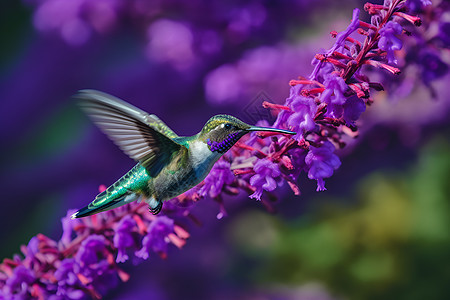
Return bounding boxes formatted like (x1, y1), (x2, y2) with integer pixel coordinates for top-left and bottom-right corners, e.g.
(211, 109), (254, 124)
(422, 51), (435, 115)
(224, 123), (232, 130)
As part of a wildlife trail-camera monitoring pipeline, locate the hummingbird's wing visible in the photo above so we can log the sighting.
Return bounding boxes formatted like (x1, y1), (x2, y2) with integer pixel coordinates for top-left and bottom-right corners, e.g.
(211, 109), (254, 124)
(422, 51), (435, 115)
(75, 89), (185, 177)
(146, 114), (179, 139)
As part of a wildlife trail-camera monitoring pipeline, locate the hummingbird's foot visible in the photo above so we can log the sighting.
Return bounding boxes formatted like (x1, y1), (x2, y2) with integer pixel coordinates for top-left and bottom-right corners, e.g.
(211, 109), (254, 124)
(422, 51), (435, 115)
(149, 200), (163, 215)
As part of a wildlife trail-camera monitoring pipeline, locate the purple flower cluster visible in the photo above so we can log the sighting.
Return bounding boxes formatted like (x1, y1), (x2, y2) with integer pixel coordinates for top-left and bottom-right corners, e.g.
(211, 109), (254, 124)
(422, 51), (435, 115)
(113, 216), (136, 263)
(284, 85), (318, 140)
(3, 265), (35, 298)
(249, 159), (282, 201)
(375, 0), (449, 96)
(200, 160), (235, 199)
(321, 74), (348, 106)
(242, 0), (434, 192)
(135, 216), (174, 260)
(379, 21), (403, 65)
(305, 141), (341, 191)
(0, 205), (188, 299)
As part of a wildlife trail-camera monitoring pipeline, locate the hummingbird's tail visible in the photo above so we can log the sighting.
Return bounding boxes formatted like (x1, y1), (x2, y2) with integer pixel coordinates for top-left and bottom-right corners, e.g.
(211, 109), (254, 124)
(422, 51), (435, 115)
(71, 165), (146, 219)
(71, 191), (140, 219)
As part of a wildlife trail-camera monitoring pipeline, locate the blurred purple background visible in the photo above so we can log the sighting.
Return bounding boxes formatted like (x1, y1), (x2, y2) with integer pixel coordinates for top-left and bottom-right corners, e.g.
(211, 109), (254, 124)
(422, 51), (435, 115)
(1, 0), (449, 299)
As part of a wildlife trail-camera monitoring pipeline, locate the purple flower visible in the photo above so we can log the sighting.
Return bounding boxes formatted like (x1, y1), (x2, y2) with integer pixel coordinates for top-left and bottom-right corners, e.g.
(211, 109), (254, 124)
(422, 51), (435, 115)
(310, 8), (360, 80)
(287, 93), (317, 140)
(273, 108), (292, 131)
(26, 236), (39, 260)
(113, 216), (138, 263)
(313, 62), (335, 84)
(438, 22), (450, 48)
(75, 235), (120, 296)
(61, 210), (80, 246)
(318, 73), (349, 122)
(405, 0), (432, 13)
(200, 160), (235, 198)
(305, 141), (341, 191)
(330, 8), (361, 53)
(418, 51), (449, 83)
(3, 265), (35, 298)
(379, 21), (403, 65)
(249, 158), (281, 200)
(76, 235), (107, 266)
(135, 216), (174, 259)
(273, 84), (300, 130)
(321, 73), (348, 106)
(54, 259), (85, 299)
(343, 96), (366, 126)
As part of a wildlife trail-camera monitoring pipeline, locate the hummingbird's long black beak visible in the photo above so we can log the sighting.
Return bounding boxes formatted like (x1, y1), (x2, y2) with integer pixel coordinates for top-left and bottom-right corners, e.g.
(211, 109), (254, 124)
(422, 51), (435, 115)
(247, 126), (296, 135)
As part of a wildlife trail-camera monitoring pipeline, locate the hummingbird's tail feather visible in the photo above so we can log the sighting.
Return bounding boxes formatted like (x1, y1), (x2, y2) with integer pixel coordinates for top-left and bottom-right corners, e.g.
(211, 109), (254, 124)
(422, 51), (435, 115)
(71, 192), (140, 219)
(72, 164), (151, 219)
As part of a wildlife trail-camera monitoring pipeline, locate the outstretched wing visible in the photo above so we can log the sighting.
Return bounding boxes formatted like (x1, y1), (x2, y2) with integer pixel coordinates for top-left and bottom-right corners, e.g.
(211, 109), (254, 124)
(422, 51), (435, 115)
(75, 89), (184, 177)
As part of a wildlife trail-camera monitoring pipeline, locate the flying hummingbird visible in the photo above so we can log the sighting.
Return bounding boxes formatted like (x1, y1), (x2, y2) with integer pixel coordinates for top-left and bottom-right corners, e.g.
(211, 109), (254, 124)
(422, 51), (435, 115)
(71, 90), (295, 219)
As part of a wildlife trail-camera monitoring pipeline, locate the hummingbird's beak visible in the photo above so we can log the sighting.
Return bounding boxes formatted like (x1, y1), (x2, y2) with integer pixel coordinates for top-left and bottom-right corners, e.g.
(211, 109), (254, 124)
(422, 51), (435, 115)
(247, 126), (296, 135)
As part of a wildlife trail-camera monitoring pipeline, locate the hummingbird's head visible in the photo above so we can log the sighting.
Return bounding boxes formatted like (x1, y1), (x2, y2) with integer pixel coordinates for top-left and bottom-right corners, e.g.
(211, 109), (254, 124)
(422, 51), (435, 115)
(201, 115), (295, 154)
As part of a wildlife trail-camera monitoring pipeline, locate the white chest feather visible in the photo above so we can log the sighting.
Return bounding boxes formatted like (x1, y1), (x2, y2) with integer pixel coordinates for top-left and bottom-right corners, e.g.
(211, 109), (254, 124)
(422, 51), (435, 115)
(189, 141), (220, 177)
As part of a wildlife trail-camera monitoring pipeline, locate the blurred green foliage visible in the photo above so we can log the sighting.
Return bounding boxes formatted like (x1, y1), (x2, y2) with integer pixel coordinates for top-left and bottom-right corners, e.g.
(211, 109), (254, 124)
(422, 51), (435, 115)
(0, 2), (32, 70)
(229, 136), (450, 300)
(16, 104), (87, 165)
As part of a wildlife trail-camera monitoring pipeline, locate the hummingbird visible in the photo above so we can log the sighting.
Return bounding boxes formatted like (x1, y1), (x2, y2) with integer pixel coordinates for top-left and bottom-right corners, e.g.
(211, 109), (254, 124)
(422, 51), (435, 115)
(71, 90), (295, 219)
